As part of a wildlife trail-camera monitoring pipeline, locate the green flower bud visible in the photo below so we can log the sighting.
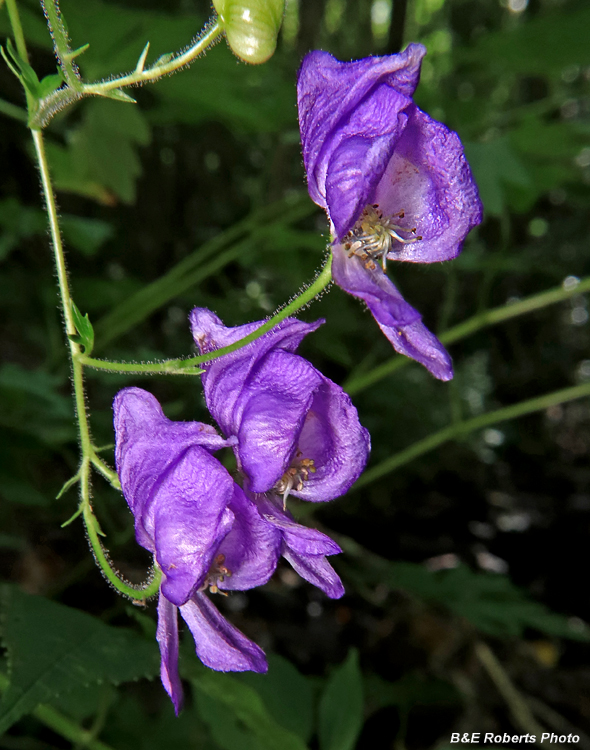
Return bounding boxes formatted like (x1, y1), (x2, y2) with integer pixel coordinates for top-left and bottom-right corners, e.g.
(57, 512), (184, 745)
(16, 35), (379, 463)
(213, 0), (285, 64)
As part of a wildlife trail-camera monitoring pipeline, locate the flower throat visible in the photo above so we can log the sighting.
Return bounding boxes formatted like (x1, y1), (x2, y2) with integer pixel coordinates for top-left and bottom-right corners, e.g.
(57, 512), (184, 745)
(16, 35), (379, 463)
(344, 205), (422, 271)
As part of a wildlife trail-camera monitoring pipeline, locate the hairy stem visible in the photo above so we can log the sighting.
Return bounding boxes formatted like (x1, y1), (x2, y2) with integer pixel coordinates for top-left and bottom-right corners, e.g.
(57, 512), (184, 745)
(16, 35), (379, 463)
(353, 381), (590, 489)
(345, 275), (590, 395)
(41, 0), (81, 87)
(31, 116), (157, 601)
(82, 21), (222, 95)
(80, 253), (334, 375)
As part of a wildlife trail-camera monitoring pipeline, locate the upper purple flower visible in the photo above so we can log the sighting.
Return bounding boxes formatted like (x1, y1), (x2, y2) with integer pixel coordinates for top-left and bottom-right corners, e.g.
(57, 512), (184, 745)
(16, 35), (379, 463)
(114, 386), (347, 713)
(297, 44), (483, 380)
(190, 308), (370, 502)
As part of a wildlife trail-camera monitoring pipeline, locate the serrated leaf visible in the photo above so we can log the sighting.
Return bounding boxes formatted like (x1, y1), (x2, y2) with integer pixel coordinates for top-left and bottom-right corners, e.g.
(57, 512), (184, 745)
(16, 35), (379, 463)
(46, 99), (151, 204)
(319, 650), (364, 750)
(70, 300), (94, 354)
(192, 668), (308, 750)
(384, 563), (590, 641)
(0, 585), (159, 734)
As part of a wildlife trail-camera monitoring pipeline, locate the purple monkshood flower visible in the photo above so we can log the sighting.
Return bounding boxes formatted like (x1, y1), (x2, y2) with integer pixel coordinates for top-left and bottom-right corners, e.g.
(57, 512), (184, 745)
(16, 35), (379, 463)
(190, 308), (370, 503)
(114, 387), (345, 712)
(297, 44), (483, 381)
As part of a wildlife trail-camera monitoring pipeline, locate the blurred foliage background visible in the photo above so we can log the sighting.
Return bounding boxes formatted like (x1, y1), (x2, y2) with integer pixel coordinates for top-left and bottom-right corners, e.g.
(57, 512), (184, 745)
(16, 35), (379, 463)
(1, 0), (590, 748)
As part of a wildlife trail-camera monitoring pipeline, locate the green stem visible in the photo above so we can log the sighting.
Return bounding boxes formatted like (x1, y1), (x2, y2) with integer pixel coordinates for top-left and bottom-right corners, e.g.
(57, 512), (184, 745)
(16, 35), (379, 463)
(345, 275), (590, 395)
(81, 21), (222, 95)
(82, 500), (162, 601)
(90, 452), (121, 490)
(353, 380), (590, 490)
(80, 253), (334, 375)
(31, 126), (157, 602)
(0, 671), (116, 750)
(5, 0), (28, 61)
(0, 96), (27, 121)
(41, 0), (81, 87)
(475, 642), (546, 743)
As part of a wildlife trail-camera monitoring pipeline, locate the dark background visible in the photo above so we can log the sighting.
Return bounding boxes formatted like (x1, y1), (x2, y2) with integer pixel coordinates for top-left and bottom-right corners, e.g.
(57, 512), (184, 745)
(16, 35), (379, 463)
(0, 0), (589, 748)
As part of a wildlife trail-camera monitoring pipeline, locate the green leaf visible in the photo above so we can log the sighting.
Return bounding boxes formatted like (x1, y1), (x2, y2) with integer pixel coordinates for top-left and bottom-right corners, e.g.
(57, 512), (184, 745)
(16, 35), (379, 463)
(37, 69), (65, 99)
(0, 585), (159, 734)
(238, 653), (314, 742)
(319, 650), (364, 750)
(46, 99), (151, 204)
(4, 38), (40, 96)
(69, 300), (94, 354)
(192, 667), (308, 750)
(461, 7), (590, 76)
(384, 563), (590, 641)
(100, 88), (137, 104)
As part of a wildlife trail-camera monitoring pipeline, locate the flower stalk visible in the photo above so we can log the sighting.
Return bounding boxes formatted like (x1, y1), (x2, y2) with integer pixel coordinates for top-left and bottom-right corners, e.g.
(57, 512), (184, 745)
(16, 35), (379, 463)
(78, 254), (333, 376)
(353, 380), (590, 490)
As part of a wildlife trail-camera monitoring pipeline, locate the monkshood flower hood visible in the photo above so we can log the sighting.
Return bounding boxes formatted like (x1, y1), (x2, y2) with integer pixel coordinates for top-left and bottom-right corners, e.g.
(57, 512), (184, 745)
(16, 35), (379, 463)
(114, 387), (346, 712)
(297, 43), (483, 380)
(114, 388), (274, 711)
(190, 308), (370, 503)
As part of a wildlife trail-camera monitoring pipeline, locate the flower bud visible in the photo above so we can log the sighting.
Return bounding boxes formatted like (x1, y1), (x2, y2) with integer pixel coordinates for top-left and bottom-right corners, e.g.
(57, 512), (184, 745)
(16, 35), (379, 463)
(213, 0), (285, 64)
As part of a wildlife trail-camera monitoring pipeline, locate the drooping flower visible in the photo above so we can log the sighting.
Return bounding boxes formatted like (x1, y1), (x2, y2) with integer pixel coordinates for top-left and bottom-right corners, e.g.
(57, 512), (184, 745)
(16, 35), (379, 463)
(297, 44), (483, 380)
(114, 386), (346, 712)
(114, 387), (278, 712)
(190, 308), (370, 503)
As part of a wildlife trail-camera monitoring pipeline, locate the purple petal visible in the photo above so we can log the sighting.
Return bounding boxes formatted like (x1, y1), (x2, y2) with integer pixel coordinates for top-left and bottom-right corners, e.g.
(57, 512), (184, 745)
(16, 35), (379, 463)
(114, 387), (233, 550)
(237, 350), (323, 492)
(255, 495), (344, 599)
(216, 486), (281, 591)
(282, 549), (345, 599)
(156, 593), (183, 714)
(180, 592), (267, 673)
(190, 309), (323, 438)
(258, 496), (341, 556)
(292, 380), (371, 502)
(151, 446), (236, 606)
(297, 44), (426, 230)
(374, 106), (483, 263)
(332, 244), (453, 381)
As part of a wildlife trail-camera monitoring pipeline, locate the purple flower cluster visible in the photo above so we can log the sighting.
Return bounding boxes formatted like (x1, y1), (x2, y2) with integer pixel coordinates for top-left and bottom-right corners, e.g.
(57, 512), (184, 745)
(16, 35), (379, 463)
(297, 43), (483, 380)
(114, 311), (369, 711)
(113, 44), (482, 713)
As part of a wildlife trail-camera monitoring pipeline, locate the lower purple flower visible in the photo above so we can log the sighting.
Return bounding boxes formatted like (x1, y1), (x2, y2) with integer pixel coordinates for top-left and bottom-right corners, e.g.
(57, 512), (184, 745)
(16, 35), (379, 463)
(114, 386), (346, 712)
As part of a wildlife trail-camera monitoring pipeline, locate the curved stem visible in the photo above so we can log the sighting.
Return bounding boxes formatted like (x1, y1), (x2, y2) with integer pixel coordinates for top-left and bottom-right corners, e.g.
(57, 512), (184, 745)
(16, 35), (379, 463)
(353, 380), (590, 490)
(31, 122), (156, 602)
(80, 253), (334, 375)
(82, 498), (161, 601)
(82, 21), (223, 95)
(345, 275), (590, 395)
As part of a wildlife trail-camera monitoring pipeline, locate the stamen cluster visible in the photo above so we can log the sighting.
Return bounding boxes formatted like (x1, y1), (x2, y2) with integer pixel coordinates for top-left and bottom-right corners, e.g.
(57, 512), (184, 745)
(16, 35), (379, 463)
(344, 204), (422, 271)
